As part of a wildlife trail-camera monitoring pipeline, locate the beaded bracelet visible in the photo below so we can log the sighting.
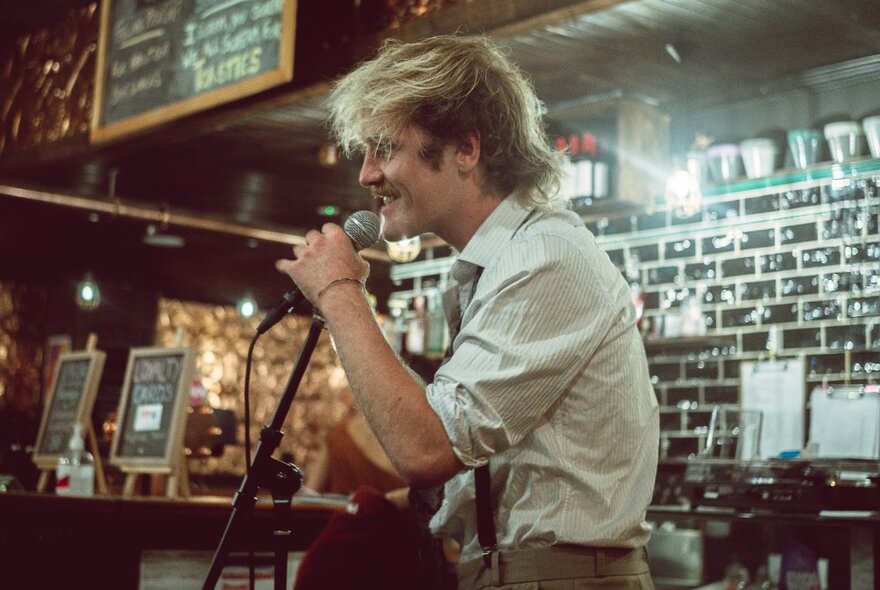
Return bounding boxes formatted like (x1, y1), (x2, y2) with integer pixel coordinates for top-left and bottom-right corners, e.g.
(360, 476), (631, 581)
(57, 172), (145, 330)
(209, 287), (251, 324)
(316, 277), (365, 301)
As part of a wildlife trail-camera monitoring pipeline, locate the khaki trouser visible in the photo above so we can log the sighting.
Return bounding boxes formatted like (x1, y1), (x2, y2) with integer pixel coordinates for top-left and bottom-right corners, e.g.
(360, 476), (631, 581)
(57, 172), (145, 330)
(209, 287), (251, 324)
(456, 545), (654, 590)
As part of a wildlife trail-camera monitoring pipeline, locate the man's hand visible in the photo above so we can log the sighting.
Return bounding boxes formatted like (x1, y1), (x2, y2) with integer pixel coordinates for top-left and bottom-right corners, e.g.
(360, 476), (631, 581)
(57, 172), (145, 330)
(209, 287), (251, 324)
(275, 223), (370, 305)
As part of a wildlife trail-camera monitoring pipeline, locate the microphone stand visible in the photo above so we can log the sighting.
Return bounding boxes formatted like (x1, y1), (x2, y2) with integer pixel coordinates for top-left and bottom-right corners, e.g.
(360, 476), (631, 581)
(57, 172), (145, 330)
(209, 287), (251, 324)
(202, 314), (325, 590)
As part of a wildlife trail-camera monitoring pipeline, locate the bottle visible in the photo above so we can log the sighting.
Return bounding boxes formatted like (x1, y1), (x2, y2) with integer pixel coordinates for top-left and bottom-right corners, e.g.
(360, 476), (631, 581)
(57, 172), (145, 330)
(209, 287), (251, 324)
(574, 131), (595, 201)
(56, 423), (95, 497)
(625, 254), (645, 331)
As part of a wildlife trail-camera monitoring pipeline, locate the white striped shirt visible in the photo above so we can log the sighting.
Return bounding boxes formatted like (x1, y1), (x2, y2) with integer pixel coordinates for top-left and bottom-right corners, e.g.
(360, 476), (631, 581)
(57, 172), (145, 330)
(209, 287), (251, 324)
(425, 195), (659, 562)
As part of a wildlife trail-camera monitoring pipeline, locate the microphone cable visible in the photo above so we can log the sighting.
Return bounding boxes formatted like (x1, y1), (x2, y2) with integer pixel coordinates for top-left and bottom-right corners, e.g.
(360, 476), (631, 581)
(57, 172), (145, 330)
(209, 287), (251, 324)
(242, 332), (259, 590)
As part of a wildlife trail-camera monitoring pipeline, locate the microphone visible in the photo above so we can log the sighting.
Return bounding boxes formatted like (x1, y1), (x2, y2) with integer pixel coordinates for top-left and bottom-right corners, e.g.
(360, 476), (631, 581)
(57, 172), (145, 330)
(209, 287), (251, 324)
(256, 210), (382, 334)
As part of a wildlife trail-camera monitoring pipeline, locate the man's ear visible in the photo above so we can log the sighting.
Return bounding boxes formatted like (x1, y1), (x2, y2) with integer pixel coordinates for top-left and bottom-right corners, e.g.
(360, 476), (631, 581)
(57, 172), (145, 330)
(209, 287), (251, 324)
(456, 132), (481, 173)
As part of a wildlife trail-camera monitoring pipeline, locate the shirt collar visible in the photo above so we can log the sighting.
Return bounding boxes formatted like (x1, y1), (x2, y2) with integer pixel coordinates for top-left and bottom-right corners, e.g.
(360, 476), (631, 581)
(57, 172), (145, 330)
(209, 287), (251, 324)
(453, 194), (534, 281)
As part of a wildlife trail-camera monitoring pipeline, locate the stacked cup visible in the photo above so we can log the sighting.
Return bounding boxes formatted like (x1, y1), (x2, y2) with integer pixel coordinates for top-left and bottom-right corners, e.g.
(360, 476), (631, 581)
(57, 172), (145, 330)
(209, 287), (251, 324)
(824, 121), (865, 163)
(706, 143), (742, 184)
(739, 138), (777, 178)
(863, 116), (880, 158)
(787, 129), (823, 169)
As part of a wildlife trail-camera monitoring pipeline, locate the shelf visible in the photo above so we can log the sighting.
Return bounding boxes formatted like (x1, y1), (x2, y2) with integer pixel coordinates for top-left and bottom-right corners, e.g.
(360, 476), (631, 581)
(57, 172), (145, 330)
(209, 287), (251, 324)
(568, 196), (645, 221)
(701, 156), (880, 198)
(643, 335), (736, 355)
(647, 504), (880, 525)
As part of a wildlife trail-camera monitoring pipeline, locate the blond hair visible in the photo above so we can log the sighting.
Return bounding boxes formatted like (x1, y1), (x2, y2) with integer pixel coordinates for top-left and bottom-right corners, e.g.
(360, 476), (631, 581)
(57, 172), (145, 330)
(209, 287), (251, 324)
(326, 35), (563, 207)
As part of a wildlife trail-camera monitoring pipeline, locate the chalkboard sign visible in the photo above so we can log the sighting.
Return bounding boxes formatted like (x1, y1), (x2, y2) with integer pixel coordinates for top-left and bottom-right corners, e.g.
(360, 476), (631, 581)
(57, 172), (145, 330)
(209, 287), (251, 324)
(91, 0), (296, 143)
(33, 350), (107, 469)
(110, 346), (196, 472)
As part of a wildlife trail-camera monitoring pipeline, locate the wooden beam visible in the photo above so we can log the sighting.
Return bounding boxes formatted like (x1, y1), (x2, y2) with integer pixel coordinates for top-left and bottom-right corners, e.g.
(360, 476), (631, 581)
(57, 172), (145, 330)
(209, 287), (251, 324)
(0, 180), (392, 262)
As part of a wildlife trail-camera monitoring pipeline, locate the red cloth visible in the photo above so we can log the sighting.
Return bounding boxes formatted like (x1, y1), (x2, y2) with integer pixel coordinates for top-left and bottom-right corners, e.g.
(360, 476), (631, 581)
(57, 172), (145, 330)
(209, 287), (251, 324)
(294, 485), (426, 590)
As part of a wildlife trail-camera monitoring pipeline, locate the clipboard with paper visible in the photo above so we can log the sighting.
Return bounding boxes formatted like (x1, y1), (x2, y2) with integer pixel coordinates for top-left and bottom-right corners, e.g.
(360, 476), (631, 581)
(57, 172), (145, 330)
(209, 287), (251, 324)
(740, 359), (805, 459)
(808, 384), (880, 459)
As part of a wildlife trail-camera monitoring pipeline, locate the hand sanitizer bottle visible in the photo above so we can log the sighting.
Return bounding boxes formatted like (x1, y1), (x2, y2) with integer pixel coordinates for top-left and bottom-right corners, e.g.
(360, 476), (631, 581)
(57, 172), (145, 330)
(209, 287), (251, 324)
(56, 423), (95, 497)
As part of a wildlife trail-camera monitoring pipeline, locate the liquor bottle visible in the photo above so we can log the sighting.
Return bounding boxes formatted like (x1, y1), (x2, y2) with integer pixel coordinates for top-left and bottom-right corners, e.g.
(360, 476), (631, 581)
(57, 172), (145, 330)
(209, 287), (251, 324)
(591, 130), (612, 199)
(56, 422), (95, 497)
(575, 131), (596, 199)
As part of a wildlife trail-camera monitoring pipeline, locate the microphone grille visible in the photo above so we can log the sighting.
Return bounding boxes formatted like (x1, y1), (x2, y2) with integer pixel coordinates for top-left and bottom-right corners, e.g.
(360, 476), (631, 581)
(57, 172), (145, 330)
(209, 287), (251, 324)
(344, 210), (382, 251)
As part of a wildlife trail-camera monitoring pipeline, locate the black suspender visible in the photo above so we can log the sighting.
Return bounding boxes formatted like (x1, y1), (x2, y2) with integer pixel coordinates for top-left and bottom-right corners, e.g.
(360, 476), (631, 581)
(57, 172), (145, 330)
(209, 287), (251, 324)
(474, 463), (497, 566)
(450, 267), (497, 567)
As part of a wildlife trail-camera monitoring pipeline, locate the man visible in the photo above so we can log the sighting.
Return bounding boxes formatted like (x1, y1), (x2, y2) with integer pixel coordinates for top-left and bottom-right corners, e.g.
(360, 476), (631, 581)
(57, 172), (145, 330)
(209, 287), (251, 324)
(277, 35), (659, 589)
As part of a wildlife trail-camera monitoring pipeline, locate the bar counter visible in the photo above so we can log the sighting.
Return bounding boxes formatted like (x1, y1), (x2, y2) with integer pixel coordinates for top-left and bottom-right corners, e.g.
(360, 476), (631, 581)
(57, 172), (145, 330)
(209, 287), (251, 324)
(0, 491), (342, 588)
(3, 491), (879, 588)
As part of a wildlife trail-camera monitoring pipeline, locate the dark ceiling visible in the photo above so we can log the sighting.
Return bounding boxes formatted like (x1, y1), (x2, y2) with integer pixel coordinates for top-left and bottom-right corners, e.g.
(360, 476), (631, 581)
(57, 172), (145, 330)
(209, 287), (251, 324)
(1, 0), (879, 310)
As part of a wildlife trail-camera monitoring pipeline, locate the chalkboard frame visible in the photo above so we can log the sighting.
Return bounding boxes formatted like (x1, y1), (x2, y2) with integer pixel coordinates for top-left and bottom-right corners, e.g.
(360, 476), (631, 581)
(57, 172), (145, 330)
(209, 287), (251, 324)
(110, 346), (197, 473)
(32, 350), (107, 469)
(90, 0), (297, 144)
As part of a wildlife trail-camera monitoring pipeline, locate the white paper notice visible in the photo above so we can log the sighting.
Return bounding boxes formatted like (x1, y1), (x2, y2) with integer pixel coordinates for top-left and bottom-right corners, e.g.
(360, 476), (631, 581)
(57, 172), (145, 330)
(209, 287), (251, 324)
(809, 386), (880, 459)
(134, 403), (163, 432)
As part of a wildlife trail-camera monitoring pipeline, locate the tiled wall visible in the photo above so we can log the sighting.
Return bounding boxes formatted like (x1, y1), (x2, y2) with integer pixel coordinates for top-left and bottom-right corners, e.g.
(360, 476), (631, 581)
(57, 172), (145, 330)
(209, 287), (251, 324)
(589, 159), (880, 459)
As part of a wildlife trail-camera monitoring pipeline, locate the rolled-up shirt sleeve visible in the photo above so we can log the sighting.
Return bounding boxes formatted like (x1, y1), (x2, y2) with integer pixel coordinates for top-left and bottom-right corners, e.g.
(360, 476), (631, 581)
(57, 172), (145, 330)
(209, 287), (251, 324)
(425, 232), (629, 468)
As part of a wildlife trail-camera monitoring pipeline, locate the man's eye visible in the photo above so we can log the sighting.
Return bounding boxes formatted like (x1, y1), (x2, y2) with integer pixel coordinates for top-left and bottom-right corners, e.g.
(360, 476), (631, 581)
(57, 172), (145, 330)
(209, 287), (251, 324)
(373, 143), (397, 159)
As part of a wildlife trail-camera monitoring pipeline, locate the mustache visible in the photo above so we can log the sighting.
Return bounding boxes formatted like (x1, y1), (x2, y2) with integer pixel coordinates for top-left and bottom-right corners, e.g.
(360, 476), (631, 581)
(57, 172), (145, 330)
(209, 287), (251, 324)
(369, 185), (399, 200)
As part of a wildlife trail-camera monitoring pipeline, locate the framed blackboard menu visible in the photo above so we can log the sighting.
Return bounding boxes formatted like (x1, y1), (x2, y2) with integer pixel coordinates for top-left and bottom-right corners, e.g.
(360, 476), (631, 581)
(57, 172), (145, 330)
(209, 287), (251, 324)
(110, 346), (196, 472)
(33, 350), (107, 469)
(91, 0), (296, 143)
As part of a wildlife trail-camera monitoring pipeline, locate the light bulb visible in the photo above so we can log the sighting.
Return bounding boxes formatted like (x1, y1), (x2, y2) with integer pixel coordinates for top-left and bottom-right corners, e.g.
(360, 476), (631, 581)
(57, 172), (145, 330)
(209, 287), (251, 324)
(76, 275), (101, 311)
(237, 297), (257, 318)
(386, 235), (421, 263)
(664, 164), (702, 217)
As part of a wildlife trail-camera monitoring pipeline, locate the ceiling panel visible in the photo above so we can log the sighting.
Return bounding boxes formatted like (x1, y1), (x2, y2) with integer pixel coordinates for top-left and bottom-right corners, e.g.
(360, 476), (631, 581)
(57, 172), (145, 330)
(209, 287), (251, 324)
(1, 0), (879, 307)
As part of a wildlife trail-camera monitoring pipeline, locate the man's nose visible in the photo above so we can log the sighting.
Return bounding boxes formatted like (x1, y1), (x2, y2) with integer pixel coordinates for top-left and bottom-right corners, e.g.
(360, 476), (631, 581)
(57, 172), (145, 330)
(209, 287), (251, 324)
(358, 151), (383, 187)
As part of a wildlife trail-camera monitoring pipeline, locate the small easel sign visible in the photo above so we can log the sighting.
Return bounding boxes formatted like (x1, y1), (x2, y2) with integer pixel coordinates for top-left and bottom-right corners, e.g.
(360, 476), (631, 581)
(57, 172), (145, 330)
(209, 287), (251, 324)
(109, 343), (196, 498)
(33, 334), (109, 494)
